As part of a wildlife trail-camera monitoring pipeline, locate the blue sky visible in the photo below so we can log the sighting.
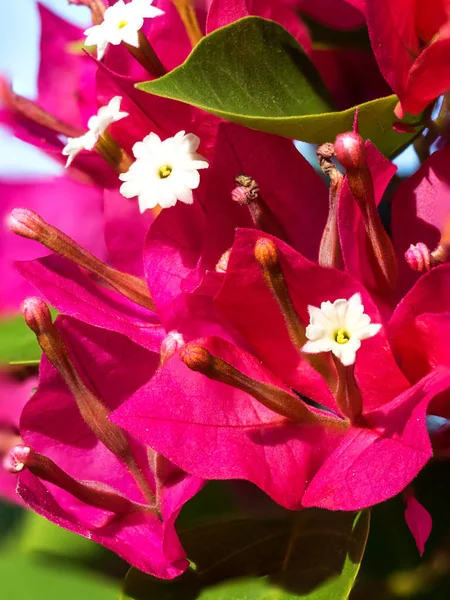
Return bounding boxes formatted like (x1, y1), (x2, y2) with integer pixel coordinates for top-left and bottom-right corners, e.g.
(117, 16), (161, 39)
(0, 0), (419, 178)
(0, 0), (90, 178)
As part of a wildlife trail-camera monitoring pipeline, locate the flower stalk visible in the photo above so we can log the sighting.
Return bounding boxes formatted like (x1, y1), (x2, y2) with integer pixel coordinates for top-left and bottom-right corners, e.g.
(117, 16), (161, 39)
(9, 209), (155, 311)
(334, 132), (398, 293)
(21, 298), (156, 506)
(4, 444), (150, 513)
(316, 143), (344, 269)
(170, 0), (203, 47)
(181, 343), (329, 424)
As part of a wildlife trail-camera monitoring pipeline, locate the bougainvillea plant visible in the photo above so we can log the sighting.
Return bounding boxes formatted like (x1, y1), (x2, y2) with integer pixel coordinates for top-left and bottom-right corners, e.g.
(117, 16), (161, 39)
(3, 0), (450, 598)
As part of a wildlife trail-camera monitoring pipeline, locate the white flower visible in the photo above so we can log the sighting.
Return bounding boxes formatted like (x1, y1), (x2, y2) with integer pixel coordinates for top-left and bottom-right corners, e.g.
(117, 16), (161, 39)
(84, 0), (164, 60)
(87, 96), (129, 137)
(62, 131), (98, 167)
(62, 96), (128, 167)
(302, 293), (381, 366)
(119, 131), (209, 212)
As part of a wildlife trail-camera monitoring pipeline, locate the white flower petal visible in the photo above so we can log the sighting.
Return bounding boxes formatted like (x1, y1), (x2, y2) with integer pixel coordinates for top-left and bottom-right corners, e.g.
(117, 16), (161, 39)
(303, 293), (381, 365)
(120, 130), (209, 211)
(302, 339), (334, 355)
(121, 27), (141, 48)
(358, 323), (382, 340)
(305, 323), (325, 341)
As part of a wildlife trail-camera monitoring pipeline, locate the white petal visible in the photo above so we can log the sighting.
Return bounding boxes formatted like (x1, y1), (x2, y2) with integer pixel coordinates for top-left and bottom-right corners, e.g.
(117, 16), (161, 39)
(96, 38), (109, 60)
(334, 345), (357, 366)
(138, 193), (158, 213)
(181, 132), (200, 152)
(305, 323), (325, 342)
(358, 323), (382, 340)
(307, 305), (333, 328)
(302, 338), (334, 355)
(179, 169), (200, 189)
(175, 186), (194, 205)
(121, 26), (141, 47)
(120, 179), (142, 199)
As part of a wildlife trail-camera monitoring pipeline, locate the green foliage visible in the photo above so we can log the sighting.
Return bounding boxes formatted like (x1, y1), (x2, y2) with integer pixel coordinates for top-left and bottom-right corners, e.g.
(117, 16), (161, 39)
(122, 509), (369, 600)
(0, 313), (42, 366)
(0, 509), (122, 600)
(138, 17), (420, 158)
(0, 308), (58, 366)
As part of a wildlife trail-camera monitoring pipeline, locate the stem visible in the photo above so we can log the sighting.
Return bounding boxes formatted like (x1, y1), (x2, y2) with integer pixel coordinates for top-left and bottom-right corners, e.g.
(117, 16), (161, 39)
(123, 31), (167, 78)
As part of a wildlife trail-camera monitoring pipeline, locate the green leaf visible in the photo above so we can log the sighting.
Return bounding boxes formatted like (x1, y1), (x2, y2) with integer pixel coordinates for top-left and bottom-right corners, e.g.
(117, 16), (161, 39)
(137, 17), (420, 158)
(0, 553), (118, 600)
(0, 505), (125, 598)
(122, 509), (370, 600)
(0, 308), (58, 366)
(0, 313), (41, 365)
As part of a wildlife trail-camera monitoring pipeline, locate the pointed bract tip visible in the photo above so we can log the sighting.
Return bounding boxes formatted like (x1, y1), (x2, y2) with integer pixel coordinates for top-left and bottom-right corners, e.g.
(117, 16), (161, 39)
(180, 344), (212, 372)
(254, 238), (279, 270)
(7, 208), (44, 240)
(3, 445), (31, 473)
(334, 132), (366, 169)
(21, 297), (53, 336)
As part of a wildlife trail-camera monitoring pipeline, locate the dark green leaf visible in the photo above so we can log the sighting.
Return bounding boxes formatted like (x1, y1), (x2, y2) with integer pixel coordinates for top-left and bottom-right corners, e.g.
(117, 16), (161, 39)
(122, 509), (369, 600)
(138, 17), (420, 158)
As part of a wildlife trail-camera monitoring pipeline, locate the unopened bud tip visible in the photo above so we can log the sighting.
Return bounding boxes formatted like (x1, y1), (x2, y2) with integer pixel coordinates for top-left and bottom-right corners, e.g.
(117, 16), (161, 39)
(254, 238), (279, 269)
(8, 208), (43, 240)
(21, 297), (53, 335)
(180, 344), (212, 372)
(334, 132), (366, 169)
(3, 445), (31, 473)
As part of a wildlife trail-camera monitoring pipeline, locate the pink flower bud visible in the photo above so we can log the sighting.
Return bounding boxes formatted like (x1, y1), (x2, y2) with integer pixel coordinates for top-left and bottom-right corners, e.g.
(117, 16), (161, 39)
(3, 445), (31, 473)
(8, 208), (45, 241)
(404, 243), (433, 272)
(21, 296), (53, 336)
(334, 132), (366, 169)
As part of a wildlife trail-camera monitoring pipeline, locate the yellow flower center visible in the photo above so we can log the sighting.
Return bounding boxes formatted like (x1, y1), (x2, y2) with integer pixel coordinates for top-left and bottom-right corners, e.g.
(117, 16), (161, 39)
(335, 328), (350, 344)
(158, 165), (173, 179)
(118, 20), (128, 29)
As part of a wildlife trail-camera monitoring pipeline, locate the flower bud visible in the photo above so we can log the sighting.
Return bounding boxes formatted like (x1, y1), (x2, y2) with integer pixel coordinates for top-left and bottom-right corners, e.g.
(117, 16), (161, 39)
(160, 330), (185, 366)
(4, 444), (148, 514)
(21, 297), (53, 336)
(3, 445), (31, 473)
(254, 238), (279, 270)
(334, 132), (366, 169)
(181, 344), (212, 372)
(10, 208), (155, 311)
(232, 175), (260, 205)
(7, 208), (44, 241)
(405, 243), (433, 272)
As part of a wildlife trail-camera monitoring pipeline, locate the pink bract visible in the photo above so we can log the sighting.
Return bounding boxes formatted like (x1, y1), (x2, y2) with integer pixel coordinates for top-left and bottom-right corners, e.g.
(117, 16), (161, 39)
(112, 229), (450, 511)
(17, 316), (202, 578)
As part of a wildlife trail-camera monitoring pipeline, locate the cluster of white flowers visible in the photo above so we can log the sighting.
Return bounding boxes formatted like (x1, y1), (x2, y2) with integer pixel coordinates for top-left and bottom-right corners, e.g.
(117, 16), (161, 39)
(119, 131), (209, 212)
(303, 293), (381, 366)
(84, 0), (164, 60)
(62, 96), (128, 167)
